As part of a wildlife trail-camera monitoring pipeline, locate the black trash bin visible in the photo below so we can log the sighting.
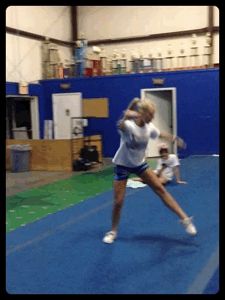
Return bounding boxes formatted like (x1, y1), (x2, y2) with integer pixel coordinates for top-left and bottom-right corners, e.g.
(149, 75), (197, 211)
(8, 144), (31, 172)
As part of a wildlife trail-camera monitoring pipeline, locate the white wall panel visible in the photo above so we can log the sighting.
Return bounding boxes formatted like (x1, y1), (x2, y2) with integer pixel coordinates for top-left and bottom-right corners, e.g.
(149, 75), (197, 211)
(214, 6), (219, 26)
(6, 6), (71, 41)
(6, 33), (72, 82)
(6, 6), (72, 82)
(6, 34), (42, 82)
(78, 6), (208, 40)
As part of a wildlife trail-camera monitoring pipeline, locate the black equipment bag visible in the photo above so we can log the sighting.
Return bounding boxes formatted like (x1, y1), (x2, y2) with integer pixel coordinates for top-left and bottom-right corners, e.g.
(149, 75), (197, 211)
(73, 158), (92, 171)
(80, 145), (99, 163)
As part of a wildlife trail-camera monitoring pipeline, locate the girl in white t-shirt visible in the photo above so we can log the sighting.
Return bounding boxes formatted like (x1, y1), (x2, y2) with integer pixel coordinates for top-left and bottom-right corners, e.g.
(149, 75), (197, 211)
(132, 143), (187, 185)
(154, 143), (187, 185)
(103, 98), (196, 244)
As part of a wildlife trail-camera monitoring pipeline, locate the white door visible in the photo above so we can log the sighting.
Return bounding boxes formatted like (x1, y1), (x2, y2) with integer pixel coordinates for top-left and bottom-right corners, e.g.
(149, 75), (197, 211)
(53, 93), (82, 139)
(30, 97), (40, 139)
(141, 88), (177, 157)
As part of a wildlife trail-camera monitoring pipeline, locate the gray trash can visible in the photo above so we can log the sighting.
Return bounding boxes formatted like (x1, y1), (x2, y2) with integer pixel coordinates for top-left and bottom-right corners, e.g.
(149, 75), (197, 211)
(8, 144), (31, 172)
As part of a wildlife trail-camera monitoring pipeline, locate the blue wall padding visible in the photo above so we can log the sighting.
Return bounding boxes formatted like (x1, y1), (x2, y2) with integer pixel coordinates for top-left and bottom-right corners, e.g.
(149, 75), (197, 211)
(6, 82), (18, 95)
(6, 68), (219, 157)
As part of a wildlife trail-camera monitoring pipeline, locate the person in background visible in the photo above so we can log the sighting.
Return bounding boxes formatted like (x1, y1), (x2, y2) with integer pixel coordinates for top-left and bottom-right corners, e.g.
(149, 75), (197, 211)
(132, 143), (187, 185)
(103, 97), (197, 244)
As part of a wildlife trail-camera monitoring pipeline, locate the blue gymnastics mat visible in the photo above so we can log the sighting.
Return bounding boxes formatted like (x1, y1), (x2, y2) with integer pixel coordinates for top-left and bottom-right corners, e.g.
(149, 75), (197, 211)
(6, 156), (219, 294)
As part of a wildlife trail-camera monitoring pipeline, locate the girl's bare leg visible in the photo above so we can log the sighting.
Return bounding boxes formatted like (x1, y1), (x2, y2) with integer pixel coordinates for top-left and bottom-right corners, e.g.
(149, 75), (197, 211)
(139, 169), (188, 220)
(131, 176), (168, 185)
(111, 179), (127, 232)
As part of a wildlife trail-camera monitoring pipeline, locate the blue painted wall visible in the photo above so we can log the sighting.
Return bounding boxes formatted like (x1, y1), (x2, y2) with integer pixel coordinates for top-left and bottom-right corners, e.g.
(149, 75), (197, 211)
(6, 82), (18, 95)
(6, 68), (219, 158)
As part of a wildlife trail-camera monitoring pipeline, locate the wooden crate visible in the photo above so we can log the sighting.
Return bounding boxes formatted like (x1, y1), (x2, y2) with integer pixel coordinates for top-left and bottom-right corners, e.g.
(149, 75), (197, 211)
(6, 135), (103, 171)
(6, 139), (72, 171)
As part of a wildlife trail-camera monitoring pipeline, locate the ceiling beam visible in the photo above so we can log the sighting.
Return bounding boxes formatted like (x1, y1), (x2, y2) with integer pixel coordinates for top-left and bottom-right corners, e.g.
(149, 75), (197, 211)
(6, 26), (219, 48)
(71, 6), (77, 43)
(6, 26), (73, 47)
(87, 27), (219, 46)
(208, 6), (214, 67)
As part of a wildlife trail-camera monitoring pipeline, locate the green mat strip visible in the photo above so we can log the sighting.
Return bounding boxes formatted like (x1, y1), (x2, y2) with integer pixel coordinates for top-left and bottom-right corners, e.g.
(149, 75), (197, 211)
(6, 159), (157, 232)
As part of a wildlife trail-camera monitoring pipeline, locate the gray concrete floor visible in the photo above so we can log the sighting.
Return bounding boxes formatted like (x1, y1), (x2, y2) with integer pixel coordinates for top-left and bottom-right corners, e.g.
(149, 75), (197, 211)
(6, 171), (73, 197)
(6, 158), (112, 197)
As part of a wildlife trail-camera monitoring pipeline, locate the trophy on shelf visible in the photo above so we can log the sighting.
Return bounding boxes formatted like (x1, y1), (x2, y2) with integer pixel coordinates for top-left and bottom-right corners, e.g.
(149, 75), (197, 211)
(129, 50), (135, 73)
(177, 43), (186, 70)
(203, 32), (212, 68)
(148, 53), (154, 72)
(74, 32), (88, 77)
(134, 50), (140, 73)
(139, 51), (144, 73)
(112, 49), (118, 74)
(156, 48), (163, 72)
(92, 46), (101, 76)
(120, 48), (127, 74)
(106, 56), (113, 75)
(165, 44), (173, 71)
(190, 34), (199, 69)
(130, 50), (139, 73)
(100, 45), (107, 75)
(142, 53), (152, 73)
(116, 50), (122, 74)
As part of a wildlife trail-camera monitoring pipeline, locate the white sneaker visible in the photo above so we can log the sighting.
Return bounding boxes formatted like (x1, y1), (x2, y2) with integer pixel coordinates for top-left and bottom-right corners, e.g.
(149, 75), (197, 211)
(103, 231), (117, 244)
(180, 217), (197, 235)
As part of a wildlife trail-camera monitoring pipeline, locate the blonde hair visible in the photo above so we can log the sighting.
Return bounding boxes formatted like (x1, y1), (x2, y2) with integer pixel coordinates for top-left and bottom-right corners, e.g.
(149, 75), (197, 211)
(128, 97), (156, 116)
(117, 97), (155, 128)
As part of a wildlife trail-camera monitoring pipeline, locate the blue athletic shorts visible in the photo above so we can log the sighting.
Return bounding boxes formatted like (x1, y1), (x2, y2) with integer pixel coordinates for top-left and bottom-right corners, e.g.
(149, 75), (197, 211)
(114, 162), (149, 181)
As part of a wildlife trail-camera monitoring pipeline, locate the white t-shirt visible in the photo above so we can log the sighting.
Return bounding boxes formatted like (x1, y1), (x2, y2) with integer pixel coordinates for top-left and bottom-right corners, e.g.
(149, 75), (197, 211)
(155, 154), (180, 180)
(112, 119), (160, 167)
